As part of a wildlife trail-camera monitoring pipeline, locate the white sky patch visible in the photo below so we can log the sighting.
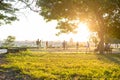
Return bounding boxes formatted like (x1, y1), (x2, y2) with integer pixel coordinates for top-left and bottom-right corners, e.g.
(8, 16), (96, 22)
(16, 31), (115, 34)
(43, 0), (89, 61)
(0, 10), (91, 42)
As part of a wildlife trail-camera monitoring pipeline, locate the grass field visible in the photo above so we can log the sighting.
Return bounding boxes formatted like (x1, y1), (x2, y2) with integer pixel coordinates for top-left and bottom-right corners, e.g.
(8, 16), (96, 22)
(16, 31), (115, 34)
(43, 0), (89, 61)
(0, 51), (120, 80)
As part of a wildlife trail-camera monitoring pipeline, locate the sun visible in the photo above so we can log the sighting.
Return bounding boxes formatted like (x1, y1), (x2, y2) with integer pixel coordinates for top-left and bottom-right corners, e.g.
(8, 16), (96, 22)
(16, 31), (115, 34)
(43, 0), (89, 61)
(73, 22), (90, 42)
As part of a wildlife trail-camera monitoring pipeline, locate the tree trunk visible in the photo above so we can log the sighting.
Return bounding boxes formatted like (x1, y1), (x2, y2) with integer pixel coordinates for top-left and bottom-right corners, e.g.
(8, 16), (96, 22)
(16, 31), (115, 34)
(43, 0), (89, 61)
(98, 32), (104, 53)
(96, 12), (105, 54)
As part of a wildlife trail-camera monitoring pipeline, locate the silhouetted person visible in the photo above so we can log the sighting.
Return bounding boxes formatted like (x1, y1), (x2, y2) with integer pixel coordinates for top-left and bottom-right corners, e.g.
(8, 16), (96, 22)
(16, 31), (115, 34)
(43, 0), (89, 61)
(46, 41), (48, 49)
(63, 40), (66, 50)
(76, 42), (79, 50)
(86, 41), (90, 53)
(36, 39), (41, 49)
(36, 39), (40, 49)
(104, 43), (111, 53)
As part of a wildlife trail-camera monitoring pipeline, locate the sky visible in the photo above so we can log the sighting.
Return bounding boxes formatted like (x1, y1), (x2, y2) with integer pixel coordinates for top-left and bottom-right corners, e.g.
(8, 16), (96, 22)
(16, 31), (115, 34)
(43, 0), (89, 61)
(0, 9), (90, 42)
(0, 11), (59, 41)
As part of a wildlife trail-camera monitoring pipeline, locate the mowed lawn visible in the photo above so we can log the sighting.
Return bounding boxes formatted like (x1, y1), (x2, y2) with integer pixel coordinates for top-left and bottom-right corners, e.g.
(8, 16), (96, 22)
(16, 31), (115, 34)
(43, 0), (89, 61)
(1, 51), (120, 80)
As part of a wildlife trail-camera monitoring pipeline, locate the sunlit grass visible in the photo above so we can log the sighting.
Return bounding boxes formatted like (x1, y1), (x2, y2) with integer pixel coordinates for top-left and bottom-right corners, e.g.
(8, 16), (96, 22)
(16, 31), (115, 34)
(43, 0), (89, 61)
(1, 51), (120, 79)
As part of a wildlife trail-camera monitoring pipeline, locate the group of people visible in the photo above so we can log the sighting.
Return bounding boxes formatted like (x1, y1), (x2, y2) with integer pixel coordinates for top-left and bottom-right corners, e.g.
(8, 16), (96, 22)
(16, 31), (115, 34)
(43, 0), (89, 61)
(62, 40), (90, 50)
(36, 39), (90, 51)
(36, 39), (41, 48)
(95, 42), (111, 53)
(36, 39), (48, 49)
(36, 39), (113, 53)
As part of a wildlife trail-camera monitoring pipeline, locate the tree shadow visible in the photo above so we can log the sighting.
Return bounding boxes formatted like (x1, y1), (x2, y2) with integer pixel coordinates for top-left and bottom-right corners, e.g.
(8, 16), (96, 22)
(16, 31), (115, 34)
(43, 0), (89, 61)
(96, 53), (120, 65)
(0, 67), (33, 80)
(0, 54), (32, 80)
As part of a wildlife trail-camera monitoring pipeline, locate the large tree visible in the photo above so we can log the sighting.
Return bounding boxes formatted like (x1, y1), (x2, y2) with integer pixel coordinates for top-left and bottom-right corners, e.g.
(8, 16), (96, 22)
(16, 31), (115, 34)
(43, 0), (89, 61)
(0, 0), (18, 26)
(34, 0), (120, 53)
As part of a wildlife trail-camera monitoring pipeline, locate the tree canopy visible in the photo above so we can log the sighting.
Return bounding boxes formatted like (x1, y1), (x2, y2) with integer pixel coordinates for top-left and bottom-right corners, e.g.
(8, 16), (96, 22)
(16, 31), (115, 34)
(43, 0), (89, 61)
(35, 0), (120, 39)
(35, 0), (120, 53)
(0, 0), (18, 26)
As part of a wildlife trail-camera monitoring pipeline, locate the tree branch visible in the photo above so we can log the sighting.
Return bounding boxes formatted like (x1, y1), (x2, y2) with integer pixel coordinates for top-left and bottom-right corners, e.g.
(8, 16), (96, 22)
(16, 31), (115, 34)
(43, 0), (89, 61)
(18, 0), (40, 12)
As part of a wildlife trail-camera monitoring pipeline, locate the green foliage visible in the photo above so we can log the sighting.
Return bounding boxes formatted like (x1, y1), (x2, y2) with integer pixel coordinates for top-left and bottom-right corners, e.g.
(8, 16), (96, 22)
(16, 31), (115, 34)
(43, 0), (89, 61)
(2, 35), (16, 47)
(35, 0), (120, 53)
(1, 52), (120, 79)
(35, 0), (120, 39)
(0, 0), (18, 26)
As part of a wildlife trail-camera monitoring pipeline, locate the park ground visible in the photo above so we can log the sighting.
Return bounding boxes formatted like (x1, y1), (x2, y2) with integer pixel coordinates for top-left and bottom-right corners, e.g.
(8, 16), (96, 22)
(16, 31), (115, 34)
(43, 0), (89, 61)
(0, 50), (120, 80)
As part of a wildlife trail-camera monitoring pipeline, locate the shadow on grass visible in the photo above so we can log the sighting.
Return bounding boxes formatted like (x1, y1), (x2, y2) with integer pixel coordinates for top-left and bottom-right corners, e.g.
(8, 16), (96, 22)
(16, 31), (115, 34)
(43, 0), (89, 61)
(96, 53), (120, 65)
(0, 66), (32, 80)
(0, 54), (32, 80)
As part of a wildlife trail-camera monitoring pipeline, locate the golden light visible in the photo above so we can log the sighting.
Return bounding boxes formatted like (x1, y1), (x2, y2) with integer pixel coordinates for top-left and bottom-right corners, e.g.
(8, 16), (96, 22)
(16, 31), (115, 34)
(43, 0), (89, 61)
(73, 22), (90, 42)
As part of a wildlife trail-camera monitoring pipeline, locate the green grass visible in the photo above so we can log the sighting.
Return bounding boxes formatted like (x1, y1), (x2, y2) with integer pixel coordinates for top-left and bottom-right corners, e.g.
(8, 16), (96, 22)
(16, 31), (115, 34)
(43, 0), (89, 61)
(1, 51), (120, 79)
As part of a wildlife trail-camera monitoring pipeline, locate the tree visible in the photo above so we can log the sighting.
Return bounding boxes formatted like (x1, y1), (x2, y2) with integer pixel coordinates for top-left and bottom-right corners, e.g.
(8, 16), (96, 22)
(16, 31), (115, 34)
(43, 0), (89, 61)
(0, 0), (18, 26)
(34, 0), (120, 53)
(2, 35), (16, 47)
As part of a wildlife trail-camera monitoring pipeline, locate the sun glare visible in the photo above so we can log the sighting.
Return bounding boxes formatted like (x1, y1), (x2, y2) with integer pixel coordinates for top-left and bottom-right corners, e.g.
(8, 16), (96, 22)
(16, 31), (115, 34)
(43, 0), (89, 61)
(73, 22), (90, 42)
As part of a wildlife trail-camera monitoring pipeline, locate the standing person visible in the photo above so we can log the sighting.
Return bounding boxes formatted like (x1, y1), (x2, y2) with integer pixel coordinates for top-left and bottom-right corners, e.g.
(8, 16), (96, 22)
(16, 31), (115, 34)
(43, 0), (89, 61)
(104, 43), (111, 53)
(86, 41), (90, 53)
(46, 41), (48, 49)
(36, 39), (40, 49)
(63, 40), (66, 50)
(76, 41), (79, 50)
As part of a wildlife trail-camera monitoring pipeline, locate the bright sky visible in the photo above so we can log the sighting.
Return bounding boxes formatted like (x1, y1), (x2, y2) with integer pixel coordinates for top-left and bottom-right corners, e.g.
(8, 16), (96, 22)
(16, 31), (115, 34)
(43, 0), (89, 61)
(0, 10), (90, 42)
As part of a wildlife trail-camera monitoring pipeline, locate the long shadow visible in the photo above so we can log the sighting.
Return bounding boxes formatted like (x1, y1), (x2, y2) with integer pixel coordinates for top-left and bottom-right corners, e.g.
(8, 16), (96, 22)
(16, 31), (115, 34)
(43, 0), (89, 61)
(0, 54), (33, 80)
(0, 67), (33, 80)
(96, 53), (120, 65)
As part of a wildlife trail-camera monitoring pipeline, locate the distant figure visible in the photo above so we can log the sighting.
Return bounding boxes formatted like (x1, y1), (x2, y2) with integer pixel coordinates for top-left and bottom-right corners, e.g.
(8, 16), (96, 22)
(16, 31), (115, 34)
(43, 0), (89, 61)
(115, 44), (119, 48)
(36, 39), (40, 49)
(86, 41), (90, 53)
(104, 43), (111, 53)
(76, 42), (79, 50)
(36, 39), (41, 49)
(46, 41), (48, 49)
(63, 40), (66, 50)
